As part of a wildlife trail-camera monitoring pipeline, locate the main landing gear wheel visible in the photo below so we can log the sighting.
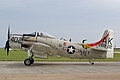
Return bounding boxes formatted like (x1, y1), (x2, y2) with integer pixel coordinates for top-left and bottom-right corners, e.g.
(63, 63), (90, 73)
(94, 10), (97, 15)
(24, 58), (34, 66)
(30, 58), (34, 64)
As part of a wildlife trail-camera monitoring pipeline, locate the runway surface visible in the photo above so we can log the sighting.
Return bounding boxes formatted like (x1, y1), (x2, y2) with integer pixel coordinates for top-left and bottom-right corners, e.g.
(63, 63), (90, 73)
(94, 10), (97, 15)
(0, 62), (120, 80)
(0, 61), (120, 74)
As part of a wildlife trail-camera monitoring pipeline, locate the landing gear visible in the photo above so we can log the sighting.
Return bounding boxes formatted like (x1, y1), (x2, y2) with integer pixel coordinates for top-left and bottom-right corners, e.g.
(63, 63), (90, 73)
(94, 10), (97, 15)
(24, 49), (34, 66)
(30, 58), (34, 64)
(89, 59), (95, 65)
(24, 58), (34, 66)
(91, 62), (94, 65)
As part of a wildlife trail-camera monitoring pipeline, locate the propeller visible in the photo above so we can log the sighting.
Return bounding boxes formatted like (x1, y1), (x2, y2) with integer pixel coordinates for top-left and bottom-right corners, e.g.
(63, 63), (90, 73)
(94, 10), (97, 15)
(5, 26), (10, 56)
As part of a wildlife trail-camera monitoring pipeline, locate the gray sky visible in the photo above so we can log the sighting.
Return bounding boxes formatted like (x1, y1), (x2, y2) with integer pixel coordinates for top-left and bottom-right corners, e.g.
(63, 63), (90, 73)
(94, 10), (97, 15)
(0, 0), (120, 47)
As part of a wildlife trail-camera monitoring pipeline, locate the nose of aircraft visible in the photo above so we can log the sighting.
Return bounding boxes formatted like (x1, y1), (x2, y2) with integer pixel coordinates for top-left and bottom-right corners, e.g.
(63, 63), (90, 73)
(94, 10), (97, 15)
(4, 27), (10, 56)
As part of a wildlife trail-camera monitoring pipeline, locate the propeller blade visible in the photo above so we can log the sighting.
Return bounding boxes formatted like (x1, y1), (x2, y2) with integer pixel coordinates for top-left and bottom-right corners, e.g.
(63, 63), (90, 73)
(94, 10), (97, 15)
(6, 40), (9, 56)
(4, 40), (7, 50)
(8, 26), (10, 40)
(5, 26), (10, 56)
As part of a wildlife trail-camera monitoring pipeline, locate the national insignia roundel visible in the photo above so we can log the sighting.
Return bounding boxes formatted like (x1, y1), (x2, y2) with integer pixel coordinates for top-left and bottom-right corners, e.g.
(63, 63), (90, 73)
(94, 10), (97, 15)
(67, 45), (75, 54)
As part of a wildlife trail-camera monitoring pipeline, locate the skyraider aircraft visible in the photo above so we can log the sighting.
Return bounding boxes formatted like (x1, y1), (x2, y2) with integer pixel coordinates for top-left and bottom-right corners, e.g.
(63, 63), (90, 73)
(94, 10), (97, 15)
(5, 28), (114, 66)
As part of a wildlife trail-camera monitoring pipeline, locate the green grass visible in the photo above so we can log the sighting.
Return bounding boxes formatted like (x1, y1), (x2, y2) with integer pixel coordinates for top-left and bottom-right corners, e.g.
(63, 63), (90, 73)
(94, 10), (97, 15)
(0, 48), (120, 62)
(114, 48), (120, 52)
(0, 49), (27, 61)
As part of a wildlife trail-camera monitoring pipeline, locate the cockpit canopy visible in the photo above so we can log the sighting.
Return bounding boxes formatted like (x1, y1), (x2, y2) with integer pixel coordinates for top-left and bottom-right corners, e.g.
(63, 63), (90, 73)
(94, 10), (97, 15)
(40, 32), (56, 38)
(23, 32), (56, 39)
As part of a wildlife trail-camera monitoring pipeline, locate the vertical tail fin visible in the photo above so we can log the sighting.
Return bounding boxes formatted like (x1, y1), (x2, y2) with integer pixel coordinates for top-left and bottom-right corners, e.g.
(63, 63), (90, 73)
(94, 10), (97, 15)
(99, 30), (114, 58)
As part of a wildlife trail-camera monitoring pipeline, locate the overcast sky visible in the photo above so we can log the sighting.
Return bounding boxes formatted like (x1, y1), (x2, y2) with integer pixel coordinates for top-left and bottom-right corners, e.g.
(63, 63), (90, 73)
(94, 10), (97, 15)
(0, 0), (120, 47)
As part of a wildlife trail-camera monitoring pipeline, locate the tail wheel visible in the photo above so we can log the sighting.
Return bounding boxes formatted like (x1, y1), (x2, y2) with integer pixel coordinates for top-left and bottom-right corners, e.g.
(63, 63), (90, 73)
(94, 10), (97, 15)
(24, 59), (31, 66)
(91, 62), (94, 65)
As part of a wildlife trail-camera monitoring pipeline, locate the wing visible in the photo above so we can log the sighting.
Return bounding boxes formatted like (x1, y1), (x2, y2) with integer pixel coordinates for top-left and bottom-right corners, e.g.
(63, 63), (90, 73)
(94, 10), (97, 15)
(30, 43), (57, 58)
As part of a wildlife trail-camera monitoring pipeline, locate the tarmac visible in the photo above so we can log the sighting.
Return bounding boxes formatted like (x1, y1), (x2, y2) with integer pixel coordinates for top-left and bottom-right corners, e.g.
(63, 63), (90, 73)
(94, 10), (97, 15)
(0, 62), (120, 80)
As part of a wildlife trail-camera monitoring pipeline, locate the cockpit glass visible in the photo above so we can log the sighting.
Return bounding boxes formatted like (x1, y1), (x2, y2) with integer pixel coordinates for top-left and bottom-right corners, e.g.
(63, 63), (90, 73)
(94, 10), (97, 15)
(30, 32), (36, 35)
(40, 32), (55, 38)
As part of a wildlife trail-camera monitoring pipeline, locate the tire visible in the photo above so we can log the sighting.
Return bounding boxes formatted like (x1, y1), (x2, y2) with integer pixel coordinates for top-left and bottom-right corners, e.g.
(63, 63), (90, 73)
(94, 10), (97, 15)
(24, 58), (31, 66)
(92, 63), (94, 65)
(30, 58), (34, 64)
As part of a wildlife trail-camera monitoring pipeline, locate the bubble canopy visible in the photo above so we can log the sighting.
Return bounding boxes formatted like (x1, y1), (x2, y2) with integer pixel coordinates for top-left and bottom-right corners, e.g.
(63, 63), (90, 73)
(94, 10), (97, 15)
(40, 32), (56, 38)
(23, 32), (56, 39)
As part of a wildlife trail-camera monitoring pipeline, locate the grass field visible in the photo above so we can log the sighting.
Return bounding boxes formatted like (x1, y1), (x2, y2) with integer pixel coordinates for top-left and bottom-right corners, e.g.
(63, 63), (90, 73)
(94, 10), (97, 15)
(0, 48), (120, 62)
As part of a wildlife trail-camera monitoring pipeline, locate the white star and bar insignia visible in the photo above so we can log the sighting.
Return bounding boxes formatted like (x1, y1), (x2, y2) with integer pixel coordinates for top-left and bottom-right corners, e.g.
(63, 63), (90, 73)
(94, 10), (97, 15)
(63, 45), (79, 54)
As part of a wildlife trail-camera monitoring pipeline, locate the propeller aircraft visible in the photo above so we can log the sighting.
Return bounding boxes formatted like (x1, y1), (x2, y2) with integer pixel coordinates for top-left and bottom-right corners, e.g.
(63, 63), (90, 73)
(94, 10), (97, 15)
(5, 27), (114, 66)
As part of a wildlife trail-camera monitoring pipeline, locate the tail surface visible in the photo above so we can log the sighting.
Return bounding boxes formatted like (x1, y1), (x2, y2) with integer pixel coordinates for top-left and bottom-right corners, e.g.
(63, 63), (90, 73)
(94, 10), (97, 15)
(85, 30), (114, 58)
(99, 30), (114, 58)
